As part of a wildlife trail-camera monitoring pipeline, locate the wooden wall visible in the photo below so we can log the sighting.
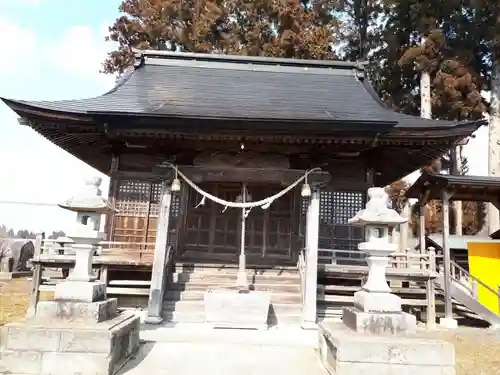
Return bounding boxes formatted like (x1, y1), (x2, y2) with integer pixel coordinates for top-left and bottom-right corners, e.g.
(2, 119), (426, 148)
(107, 158), (370, 259)
(109, 179), (181, 250)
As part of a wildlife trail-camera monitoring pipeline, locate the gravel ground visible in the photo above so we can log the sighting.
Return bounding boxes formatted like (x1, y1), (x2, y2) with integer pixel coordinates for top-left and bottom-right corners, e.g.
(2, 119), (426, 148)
(1, 278), (499, 375)
(416, 327), (500, 375)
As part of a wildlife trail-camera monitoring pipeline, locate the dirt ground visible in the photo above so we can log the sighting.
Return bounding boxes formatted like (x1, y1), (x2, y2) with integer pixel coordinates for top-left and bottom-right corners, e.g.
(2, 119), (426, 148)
(1, 279), (500, 374)
(0, 278), (53, 325)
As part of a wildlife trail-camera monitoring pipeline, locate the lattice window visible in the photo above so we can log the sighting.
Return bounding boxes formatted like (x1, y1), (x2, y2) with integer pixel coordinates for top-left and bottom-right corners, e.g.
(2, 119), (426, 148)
(301, 191), (364, 223)
(148, 182), (162, 217)
(170, 193), (181, 217)
(318, 190), (365, 251)
(329, 191), (364, 224)
(116, 180), (151, 217)
(301, 189), (365, 251)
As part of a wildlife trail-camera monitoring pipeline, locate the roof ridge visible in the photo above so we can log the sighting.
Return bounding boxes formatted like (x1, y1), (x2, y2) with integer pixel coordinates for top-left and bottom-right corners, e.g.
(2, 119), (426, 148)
(132, 49), (366, 71)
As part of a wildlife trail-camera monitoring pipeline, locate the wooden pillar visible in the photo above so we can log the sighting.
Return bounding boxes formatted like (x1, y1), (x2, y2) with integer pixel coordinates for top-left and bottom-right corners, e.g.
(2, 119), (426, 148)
(26, 234), (43, 318)
(451, 147), (462, 235)
(146, 181), (172, 324)
(301, 188), (320, 329)
(419, 204), (426, 254)
(440, 189), (456, 327)
(399, 202), (410, 252)
(105, 155), (119, 241)
(426, 246), (436, 328)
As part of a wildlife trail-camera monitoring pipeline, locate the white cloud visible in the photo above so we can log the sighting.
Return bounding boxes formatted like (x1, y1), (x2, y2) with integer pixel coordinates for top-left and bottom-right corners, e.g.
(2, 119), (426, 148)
(0, 18), (115, 231)
(0, 18), (115, 88)
(44, 24), (115, 83)
(0, 18), (37, 73)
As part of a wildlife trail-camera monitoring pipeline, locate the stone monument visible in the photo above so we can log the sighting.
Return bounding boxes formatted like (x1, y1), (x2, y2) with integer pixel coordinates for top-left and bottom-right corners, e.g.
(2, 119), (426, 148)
(0, 177), (140, 375)
(318, 187), (456, 375)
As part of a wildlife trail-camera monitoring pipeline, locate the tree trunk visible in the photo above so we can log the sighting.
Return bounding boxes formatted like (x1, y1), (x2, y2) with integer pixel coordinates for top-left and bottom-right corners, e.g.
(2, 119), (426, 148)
(488, 62), (500, 235)
(420, 38), (431, 120)
(452, 147), (462, 235)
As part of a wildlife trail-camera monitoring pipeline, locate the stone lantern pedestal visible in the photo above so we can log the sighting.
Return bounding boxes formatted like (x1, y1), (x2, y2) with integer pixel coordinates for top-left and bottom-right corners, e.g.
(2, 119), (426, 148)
(0, 178), (140, 375)
(318, 188), (456, 375)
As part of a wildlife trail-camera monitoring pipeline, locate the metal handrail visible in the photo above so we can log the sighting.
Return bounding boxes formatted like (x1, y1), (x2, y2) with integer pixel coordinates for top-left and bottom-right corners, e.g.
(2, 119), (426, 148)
(450, 260), (500, 301)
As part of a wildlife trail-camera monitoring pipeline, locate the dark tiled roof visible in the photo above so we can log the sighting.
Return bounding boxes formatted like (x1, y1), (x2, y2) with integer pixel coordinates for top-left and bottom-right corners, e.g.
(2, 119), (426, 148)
(0, 51), (486, 128)
(405, 172), (500, 201)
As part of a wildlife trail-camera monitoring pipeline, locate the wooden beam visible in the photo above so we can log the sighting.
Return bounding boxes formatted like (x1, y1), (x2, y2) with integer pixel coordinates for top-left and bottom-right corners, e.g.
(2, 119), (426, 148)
(113, 165), (331, 186)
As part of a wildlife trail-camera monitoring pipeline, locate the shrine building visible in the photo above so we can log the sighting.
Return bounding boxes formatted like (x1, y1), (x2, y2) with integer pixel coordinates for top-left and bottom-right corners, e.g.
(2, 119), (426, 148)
(1, 51), (486, 325)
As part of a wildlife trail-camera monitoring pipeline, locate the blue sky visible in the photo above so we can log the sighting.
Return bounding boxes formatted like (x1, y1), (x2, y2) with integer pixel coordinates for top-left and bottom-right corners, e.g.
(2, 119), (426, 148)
(0, 0), (122, 232)
(0, 0), (490, 232)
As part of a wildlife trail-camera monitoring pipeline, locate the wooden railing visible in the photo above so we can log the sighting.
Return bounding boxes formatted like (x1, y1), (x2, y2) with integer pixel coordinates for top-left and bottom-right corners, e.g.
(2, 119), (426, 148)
(35, 237), (155, 263)
(318, 247), (437, 272)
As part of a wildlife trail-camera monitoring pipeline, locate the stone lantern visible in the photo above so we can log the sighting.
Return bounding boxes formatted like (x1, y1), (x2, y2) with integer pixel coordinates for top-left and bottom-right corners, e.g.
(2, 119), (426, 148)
(56, 176), (114, 289)
(345, 187), (415, 333)
(318, 187), (456, 375)
(0, 177), (141, 375)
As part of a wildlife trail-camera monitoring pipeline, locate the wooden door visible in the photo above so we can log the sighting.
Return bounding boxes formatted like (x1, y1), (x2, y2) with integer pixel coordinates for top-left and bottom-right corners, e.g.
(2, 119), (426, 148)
(181, 183), (239, 262)
(180, 183), (297, 265)
(245, 185), (296, 265)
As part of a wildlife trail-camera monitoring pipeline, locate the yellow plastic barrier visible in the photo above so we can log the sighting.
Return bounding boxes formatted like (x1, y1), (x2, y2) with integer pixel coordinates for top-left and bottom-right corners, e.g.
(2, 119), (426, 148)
(467, 241), (500, 314)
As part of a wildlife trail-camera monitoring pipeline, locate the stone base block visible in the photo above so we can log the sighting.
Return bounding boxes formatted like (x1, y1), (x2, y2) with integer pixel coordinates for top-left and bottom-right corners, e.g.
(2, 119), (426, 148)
(34, 298), (118, 324)
(0, 312), (140, 375)
(354, 290), (402, 312)
(318, 323), (455, 375)
(342, 307), (417, 335)
(55, 281), (106, 302)
(204, 290), (270, 329)
(439, 317), (458, 329)
(0, 271), (33, 280)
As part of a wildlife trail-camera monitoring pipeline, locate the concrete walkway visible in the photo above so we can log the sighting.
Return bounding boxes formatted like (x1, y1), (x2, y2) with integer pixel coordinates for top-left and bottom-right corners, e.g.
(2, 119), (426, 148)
(118, 324), (328, 375)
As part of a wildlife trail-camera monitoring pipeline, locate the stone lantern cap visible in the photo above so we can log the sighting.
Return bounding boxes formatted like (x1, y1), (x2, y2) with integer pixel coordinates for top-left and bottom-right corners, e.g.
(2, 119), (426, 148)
(58, 176), (116, 214)
(55, 236), (74, 244)
(348, 187), (407, 226)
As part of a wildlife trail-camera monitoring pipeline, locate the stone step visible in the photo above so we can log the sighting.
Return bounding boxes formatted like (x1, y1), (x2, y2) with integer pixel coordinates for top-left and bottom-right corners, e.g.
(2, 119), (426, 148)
(174, 264), (299, 277)
(173, 271), (300, 283)
(168, 280), (301, 293)
(139, 323), (318, 346)
(164, 290), (301, 304)
(163, 300), (302, 316)
(162, 310), (303, 326)
(162, 304), (303, 326)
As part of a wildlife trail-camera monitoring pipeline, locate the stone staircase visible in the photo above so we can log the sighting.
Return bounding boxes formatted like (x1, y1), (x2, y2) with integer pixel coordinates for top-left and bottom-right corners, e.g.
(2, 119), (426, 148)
(162, 263), (302, 326)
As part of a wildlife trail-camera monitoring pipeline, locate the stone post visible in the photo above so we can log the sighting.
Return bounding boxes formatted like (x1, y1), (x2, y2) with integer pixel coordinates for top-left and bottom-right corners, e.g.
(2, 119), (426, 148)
(146, 181), (172, 324)
(301, 188), (320, 329)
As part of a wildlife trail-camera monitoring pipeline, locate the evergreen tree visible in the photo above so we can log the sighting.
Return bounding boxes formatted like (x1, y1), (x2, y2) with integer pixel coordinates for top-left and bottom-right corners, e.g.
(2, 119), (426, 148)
(103, 0), (343, 74)
(342, 1), (487, 119)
